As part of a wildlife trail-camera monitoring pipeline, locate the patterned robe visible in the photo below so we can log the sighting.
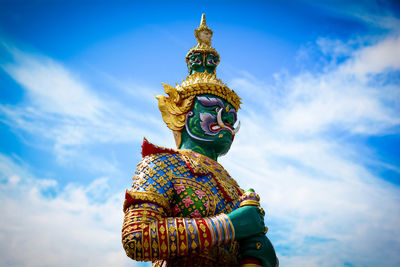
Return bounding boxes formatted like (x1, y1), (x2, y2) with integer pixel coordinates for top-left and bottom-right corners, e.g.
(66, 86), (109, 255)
(122, 139), (244, 266)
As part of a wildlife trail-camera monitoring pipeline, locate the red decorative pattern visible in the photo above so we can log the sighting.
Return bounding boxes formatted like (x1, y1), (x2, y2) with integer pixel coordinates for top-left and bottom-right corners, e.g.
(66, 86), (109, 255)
(174, 185), (186, 194)
(182, 195), (194, 208)
(195, 189), (206, 199)
(157, 220), (169, 258)
(141, 137), (177, 158)
(123, 190), (135, 211)
(176, 218), (188, 256)
(173, 204), (181, 216)
(196, 218), (213, 250)
(190, 209), (202, 218)
(142, 224), (151, 260)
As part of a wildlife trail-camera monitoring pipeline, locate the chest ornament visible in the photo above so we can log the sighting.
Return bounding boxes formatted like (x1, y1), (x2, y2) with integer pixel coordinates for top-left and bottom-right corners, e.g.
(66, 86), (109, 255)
(172, 178), (217, 218)
(179, 150), (243, 202)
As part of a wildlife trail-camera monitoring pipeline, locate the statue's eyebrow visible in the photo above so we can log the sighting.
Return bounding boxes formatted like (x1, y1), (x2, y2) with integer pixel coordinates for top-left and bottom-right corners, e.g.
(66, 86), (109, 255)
(228, 107), (237, 122)
(197, 96), (224, 109)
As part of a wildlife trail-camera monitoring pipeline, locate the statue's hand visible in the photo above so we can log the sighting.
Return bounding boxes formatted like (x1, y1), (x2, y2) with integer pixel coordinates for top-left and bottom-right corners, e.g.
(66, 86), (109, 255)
(239, 233), (278, 267)
(227, 205), (265, 241)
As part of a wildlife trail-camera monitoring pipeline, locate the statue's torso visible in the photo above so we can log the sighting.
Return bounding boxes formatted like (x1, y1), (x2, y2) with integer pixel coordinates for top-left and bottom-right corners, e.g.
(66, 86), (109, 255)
(129, 144), (243, 266)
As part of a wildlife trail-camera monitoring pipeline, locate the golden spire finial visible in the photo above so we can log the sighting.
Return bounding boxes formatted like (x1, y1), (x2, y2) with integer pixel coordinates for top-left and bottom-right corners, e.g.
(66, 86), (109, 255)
(195, 13), (213, 46)
(200, 13), (207, 27)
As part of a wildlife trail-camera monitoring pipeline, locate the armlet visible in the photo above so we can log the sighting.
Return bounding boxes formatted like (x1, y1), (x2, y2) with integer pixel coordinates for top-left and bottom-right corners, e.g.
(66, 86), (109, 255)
(124, 190), (171, 214)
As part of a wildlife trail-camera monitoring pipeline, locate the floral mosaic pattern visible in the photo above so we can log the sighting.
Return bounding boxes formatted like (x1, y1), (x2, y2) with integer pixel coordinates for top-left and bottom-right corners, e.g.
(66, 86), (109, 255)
(173, 182), (211, 218)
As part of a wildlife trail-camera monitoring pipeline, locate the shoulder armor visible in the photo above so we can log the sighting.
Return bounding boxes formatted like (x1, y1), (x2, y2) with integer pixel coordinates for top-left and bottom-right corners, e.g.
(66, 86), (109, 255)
(141, 138), (177, 158)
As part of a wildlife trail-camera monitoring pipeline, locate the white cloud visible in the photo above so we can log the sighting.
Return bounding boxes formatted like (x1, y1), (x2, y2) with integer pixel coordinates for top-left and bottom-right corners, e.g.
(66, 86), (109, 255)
(222, 31), (400, 266)
(274, 71), (399, 135)
(340, 35), (400, 77)
(0, 153), (138, 267)
(0, 44), (171, 165)
(2, 45), (104, 121)
(316, 37), (354, 59)
(231, 34), (400, 137)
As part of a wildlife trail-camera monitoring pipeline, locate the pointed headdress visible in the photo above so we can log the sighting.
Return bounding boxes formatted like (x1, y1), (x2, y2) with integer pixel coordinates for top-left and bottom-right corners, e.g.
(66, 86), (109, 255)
(156, 14), (241, 147)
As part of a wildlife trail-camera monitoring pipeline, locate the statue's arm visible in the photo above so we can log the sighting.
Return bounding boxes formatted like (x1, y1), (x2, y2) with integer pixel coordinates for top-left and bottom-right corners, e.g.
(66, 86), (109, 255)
(121, 154), (235, 261)
(122, 201), (234, 261)
(121, 154), (266, 262)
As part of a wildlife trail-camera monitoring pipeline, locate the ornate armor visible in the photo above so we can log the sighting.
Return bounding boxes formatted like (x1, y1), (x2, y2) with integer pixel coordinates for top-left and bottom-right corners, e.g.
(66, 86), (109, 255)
(122, 139), (243, 266)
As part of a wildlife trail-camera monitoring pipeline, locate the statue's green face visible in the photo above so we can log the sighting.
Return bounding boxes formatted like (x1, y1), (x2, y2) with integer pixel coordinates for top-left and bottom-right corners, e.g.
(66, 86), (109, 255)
(187, 52), (218, 75)
(205, 53), (218, 74)
(187, 52), (203, 74)
(182, 94), (238, 157)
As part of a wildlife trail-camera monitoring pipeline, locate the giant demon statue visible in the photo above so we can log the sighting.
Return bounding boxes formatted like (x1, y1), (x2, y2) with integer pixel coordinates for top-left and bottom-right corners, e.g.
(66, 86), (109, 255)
(122, 14), (278, 267)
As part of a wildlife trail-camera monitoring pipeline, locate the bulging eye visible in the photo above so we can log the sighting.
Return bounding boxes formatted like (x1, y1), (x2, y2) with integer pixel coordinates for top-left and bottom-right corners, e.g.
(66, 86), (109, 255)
(214, 107), (220, 112)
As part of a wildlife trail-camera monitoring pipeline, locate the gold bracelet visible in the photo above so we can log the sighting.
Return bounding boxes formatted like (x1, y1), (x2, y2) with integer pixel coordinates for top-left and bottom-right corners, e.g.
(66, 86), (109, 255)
(239, 200), (260, 207)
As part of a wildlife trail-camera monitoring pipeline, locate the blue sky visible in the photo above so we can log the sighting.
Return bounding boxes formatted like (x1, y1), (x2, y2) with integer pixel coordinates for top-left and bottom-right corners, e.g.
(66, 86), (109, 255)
(1, 1), (400, 266)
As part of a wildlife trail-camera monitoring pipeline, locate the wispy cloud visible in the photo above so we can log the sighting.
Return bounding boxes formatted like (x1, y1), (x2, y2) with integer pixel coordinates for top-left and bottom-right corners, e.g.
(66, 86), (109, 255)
(339, 34), (400, 76)
(0, 44), (172, 167)
(223, 25), (400, 267)
(0, 153), (137, 267)
(2, 45), (104, 120)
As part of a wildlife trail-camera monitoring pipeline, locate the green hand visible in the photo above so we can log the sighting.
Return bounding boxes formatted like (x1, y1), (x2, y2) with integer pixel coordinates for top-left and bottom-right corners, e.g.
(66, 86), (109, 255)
(227, 205), (265, 241)
(239, 233), (278, 267)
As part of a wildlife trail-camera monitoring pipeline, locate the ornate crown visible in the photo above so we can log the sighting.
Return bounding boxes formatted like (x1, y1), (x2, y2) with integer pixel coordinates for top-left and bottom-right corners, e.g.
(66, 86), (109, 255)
(156, 72), (241, 139)
(176, 72), (241, 110)
(185, 14), (220, 65)
(156, 15), (241, 148)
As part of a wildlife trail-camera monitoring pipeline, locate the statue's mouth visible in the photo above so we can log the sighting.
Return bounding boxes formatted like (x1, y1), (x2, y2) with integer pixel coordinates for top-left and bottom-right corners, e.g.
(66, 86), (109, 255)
(199, 111), (239, 138)
(209, 123), (234, 134)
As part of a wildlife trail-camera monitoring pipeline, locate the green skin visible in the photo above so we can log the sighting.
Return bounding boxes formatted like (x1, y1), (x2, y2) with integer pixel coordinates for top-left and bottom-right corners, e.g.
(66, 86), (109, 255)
(187, 52), (218, 75)
(179, 94), (277, 266)
(180, 94), (236, 161)
(240, 234), (278, 267)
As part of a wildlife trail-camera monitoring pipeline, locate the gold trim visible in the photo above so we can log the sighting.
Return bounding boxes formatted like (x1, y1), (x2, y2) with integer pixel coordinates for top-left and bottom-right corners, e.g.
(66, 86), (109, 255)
(125, 190), (171, 213)
(239, 200), (260, 207)
(157, 72), (241, 142)
(179, 149), (241, 202)
(177, 72), (241, 110)
(185, 46), (220, 65)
